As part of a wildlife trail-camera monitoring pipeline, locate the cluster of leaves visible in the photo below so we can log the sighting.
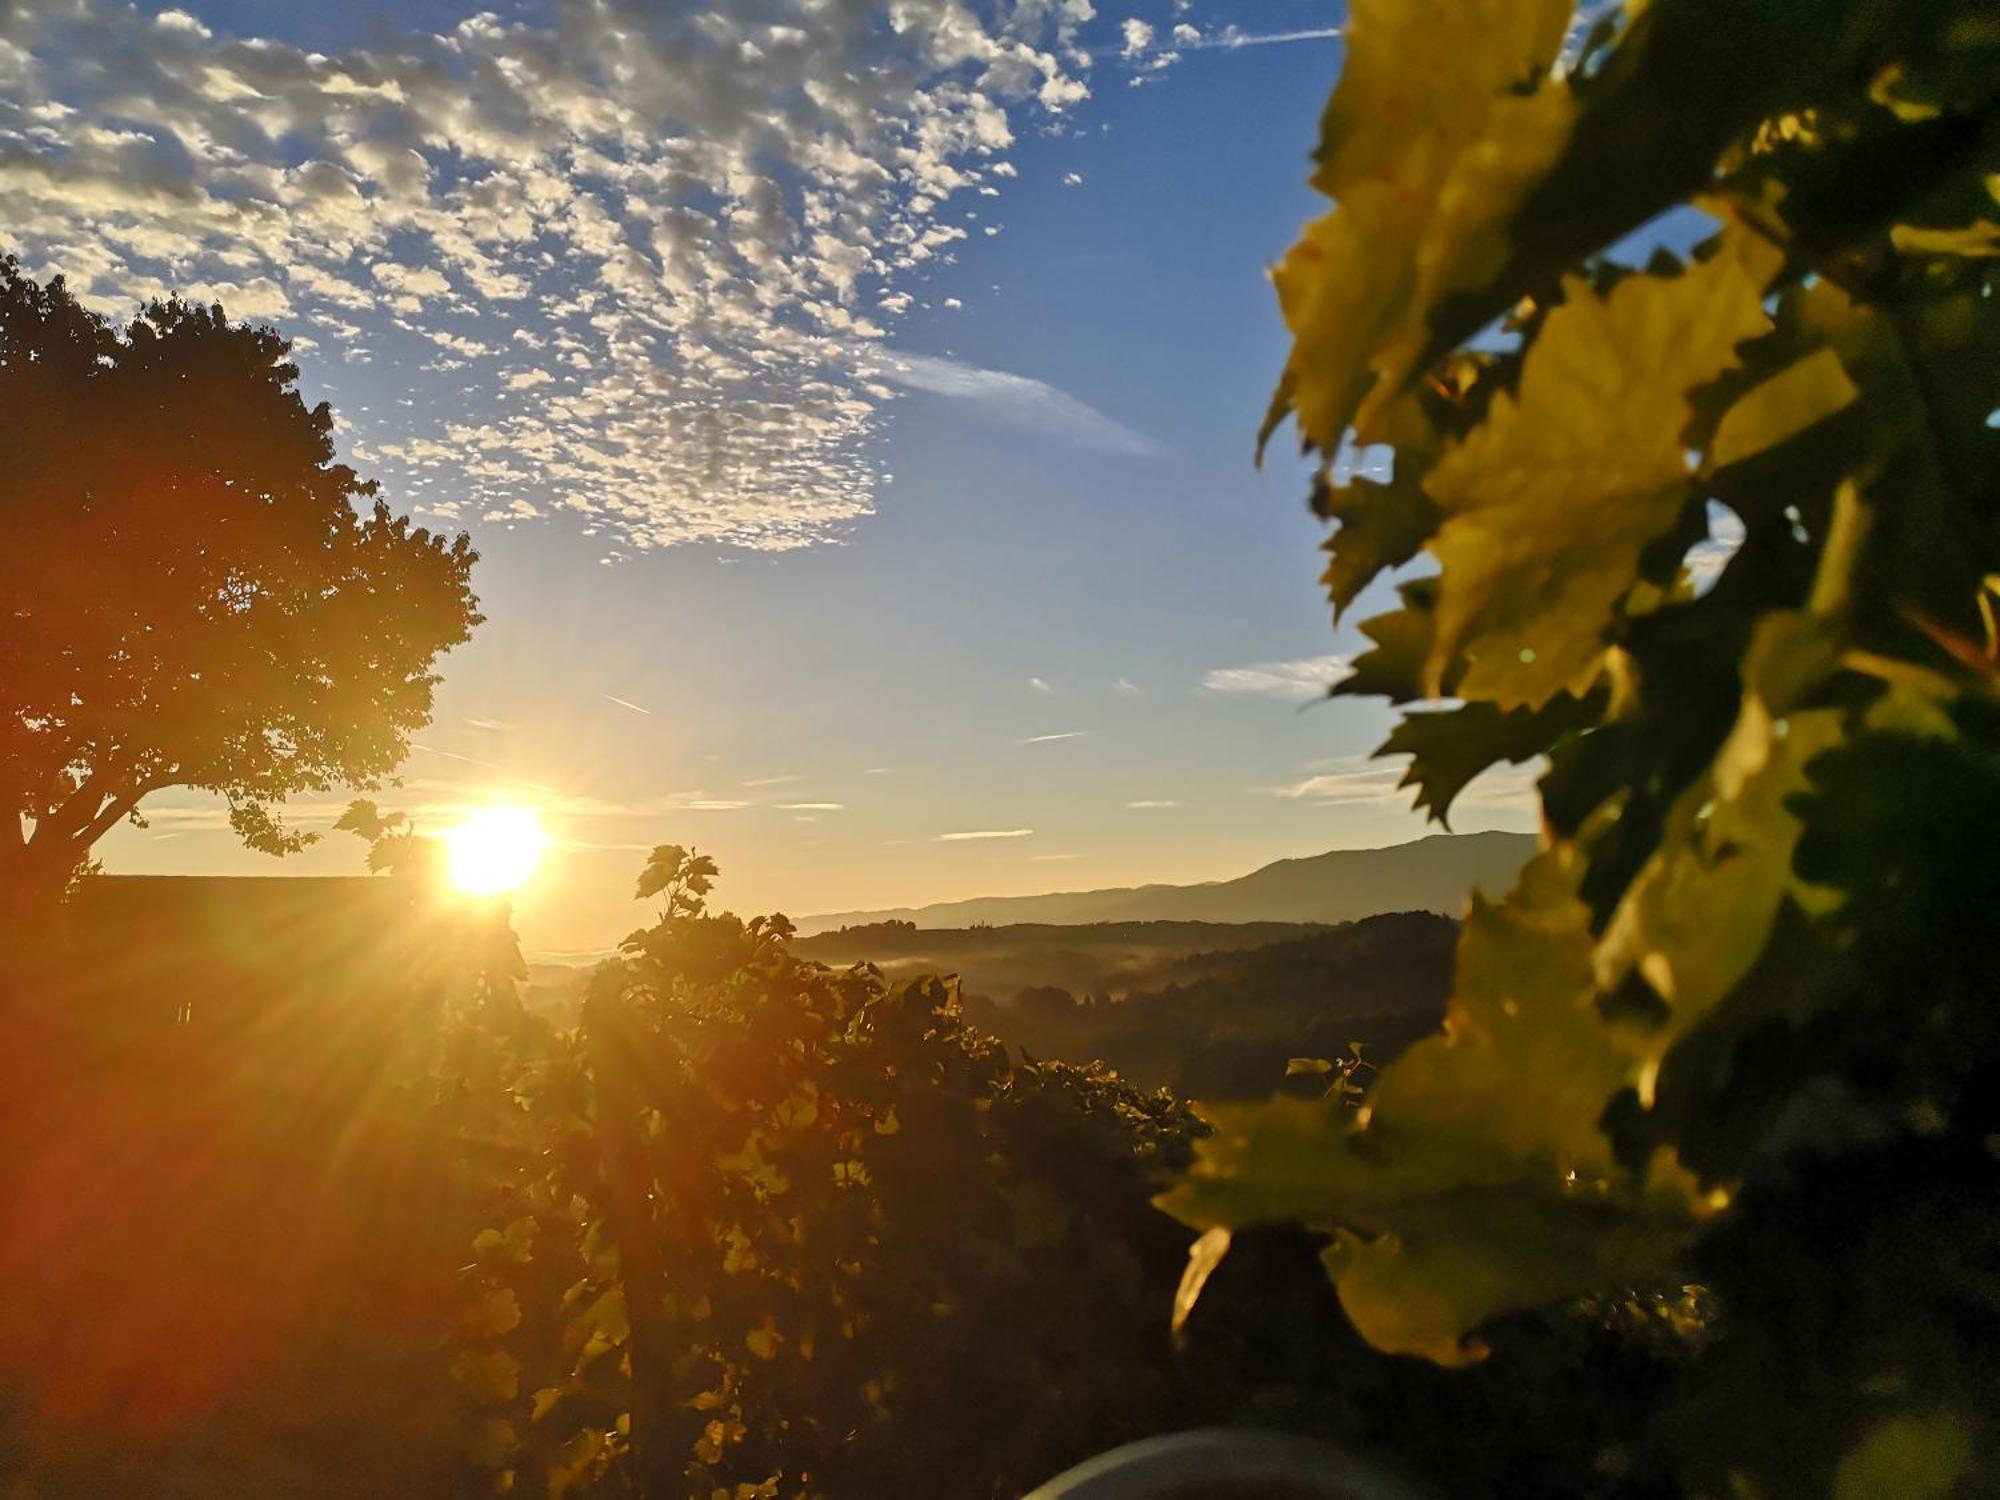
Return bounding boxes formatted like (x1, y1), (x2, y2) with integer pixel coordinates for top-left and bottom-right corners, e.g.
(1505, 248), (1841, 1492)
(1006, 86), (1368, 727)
(1168, 0), (2000, 1491)
(430, 847), (1201, 1499)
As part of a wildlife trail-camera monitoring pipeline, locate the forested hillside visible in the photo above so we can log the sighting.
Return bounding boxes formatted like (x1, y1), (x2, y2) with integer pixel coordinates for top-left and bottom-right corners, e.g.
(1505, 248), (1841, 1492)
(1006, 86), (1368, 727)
(797, 831), (1532, 933)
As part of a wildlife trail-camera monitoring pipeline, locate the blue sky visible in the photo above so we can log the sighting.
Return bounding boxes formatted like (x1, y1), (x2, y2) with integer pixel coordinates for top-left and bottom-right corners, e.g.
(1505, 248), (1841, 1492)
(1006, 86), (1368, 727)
(1, 0), (1537, 951)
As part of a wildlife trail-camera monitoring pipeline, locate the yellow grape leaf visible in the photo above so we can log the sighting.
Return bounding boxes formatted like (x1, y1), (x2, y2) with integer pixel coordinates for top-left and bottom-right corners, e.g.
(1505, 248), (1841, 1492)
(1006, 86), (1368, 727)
(1162, 849), (1698, 1361)
(1267, 0), (1575, 454)
(1324, 1184), (1691, 1365)
(1709, 347), (1859, 470)
(1423, 232), (1784, 707)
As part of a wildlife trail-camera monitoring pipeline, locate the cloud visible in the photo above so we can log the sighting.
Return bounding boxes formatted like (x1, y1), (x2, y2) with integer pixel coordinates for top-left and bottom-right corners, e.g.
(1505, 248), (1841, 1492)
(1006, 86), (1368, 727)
(1121, 19), (1155, 57)
(1201, 655), (1349, 702)
(870, 351), (1157, 455)
(1273, 764), (1408, 802)
(1112, 676), (1144, 697)
(603, 694), (652, 716)
(1126, 798), (1179, 809)
(1272, 756), (1541, 814)
(1029, 676), (1056, 694)
(776, 802), (845, 811)
(1173, 25), (1344, 51)
(1021, 730), (1089, 743)
(742, 773), (804, 787)
(0, 0), (1103, 553)
(937, 828), (1033, 841)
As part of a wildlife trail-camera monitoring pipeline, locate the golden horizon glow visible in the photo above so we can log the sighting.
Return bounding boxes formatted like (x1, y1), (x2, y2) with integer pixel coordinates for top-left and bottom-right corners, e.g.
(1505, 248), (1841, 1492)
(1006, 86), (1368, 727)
(444, 805), (551, 898)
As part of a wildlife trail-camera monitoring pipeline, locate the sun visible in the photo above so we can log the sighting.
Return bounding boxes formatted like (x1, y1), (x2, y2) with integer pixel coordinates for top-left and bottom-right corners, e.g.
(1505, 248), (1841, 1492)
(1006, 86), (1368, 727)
(443, 805), (551, 898)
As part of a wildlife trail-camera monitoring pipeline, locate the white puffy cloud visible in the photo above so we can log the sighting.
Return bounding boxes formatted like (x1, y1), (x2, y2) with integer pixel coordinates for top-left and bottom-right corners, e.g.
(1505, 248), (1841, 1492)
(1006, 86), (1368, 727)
(0, 0), (1120, 552)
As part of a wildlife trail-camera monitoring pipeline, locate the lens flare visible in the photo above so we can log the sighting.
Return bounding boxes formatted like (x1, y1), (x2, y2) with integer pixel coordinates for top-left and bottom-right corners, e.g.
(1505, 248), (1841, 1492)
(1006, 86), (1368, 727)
(443, 805), (550, 897)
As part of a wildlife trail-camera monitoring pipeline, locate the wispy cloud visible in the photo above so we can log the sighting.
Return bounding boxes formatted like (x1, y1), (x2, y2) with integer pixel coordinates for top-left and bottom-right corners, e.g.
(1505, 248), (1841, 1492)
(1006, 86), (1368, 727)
(1112, 677), (1145, 698)
(464, 717), (514, 732)
(743, 774), (805, 788)
(1179, 25), (1344, 51)
(870, 352), (1157, 455)
(1274, 764), (1407, 803)
(1273, 756), (1541, 813)
(1126, 799), (1180, 809)
(1201, 655), (1349, 702)
(603, 695), (652, 716)
(937, 828), (1034, 842)
(1033, 852), (1084, 861)
(776, 802), (845, 812)
(1021, 730), (1090, 744)
(1029, 676), (1056, 695)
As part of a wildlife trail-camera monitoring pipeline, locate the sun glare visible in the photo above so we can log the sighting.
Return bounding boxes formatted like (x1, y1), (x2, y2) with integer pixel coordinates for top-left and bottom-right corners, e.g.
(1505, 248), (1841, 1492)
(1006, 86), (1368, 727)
(444, 805), (550, 898)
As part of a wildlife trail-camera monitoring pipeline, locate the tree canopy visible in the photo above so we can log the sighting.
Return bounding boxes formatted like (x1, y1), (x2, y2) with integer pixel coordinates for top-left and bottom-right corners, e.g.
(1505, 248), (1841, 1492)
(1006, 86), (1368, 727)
(0, 259), (479, 909)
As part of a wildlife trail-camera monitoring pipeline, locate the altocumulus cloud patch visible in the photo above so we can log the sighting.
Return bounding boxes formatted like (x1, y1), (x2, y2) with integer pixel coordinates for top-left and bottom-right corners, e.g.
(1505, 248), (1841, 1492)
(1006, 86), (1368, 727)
(0, 0), (1128, 554)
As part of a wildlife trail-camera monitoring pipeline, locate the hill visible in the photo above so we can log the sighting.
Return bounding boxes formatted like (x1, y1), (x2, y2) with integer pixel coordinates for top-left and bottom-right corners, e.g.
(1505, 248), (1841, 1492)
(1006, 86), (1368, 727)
(796, 830), (1534, 934)
(791, 919), (1331, 1007)
(956, 911), (1460, 1100)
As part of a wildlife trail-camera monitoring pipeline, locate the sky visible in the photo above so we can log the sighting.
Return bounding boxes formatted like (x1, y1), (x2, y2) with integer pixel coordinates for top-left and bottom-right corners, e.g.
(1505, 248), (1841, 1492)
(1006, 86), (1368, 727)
(2, 0), (1539, 955)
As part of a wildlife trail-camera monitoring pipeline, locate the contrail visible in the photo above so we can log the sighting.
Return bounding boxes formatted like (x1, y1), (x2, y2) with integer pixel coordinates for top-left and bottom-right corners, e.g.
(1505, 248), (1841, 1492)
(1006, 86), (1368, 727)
(603, 694), (652, 715)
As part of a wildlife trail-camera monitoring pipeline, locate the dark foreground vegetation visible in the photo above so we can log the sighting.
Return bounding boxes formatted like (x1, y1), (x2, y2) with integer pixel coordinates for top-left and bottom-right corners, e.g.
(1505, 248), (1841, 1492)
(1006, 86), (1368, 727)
(0, 855), (1700, 1499)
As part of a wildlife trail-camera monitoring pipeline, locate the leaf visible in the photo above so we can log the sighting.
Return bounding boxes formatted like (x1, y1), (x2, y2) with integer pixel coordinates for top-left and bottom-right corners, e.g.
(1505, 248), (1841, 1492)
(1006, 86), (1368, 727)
(1263, 0), (1576, 455)
(1162, 850), (1698, 1360)
(1708, 347), (1860, 471)
(452, 1347), (522, 1404)
(1334, 579), (1452, 705)
(745, 1317), (781, 1361)
(1421, 231), (1784, 707)
(1318, 475), (1442, 620)
(1890, 220), (2000, 257)
(467, 1287), (524, 1338)
(1594, 614), (1851, 1068)
(1833, 1410), (1974, 1500)
(1377, 693), (1597, 825)
(1285, 1057), (1335, 1077)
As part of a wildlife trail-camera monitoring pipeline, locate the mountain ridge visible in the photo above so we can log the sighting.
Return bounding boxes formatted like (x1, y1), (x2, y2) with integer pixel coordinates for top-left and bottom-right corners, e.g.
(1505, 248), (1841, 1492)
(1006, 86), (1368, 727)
(795, 830), (1536, 935)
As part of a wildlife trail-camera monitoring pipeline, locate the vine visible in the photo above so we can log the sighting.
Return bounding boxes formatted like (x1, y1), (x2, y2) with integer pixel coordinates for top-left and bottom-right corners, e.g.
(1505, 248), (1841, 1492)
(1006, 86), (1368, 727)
(1164, 1), (2000, 1490)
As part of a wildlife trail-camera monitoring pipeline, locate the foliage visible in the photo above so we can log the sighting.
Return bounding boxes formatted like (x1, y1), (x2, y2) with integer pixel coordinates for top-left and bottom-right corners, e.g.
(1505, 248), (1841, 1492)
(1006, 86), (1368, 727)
(0, 260), (480, 910)
(435, 847), (1201, 1498)
(1168, 0), (2000, 1489)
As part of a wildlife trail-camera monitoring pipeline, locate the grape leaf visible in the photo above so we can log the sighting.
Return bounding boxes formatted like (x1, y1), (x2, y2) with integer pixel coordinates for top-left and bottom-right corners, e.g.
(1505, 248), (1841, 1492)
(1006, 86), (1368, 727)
(1421, 231), (1784, 708)
(1263, 0), (1576, 456)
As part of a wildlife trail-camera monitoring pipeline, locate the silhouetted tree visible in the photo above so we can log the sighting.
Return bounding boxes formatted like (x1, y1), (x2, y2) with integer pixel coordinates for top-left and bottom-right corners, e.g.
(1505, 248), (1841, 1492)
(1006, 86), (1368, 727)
(0, 259), (480, 918)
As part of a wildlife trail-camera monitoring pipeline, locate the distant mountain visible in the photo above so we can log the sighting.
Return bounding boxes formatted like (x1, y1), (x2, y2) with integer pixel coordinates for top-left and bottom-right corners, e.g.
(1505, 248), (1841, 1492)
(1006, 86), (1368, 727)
(796, 831), (1535, 935)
